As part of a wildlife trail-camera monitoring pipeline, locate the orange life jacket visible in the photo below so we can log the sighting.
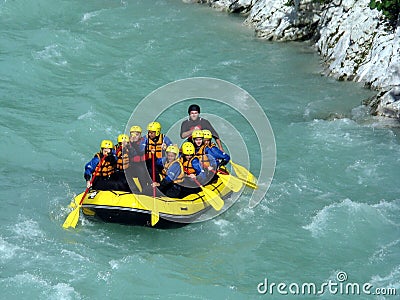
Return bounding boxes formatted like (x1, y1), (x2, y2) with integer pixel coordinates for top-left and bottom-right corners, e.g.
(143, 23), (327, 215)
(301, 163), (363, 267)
(161, 159), (184, 184)
(115, 146), (129, 170)
(180, 156), (197, 175)
(145, 134), (164, 160)
(195, 145), (211, 169)
(94, 153), (114, 177)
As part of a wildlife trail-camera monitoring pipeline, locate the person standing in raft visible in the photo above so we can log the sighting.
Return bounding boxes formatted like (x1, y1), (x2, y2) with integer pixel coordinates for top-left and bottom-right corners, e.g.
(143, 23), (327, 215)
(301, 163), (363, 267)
(179, 142), (207, 198)
(84, 140), (118, 191)
(151, 145), (184, 198)
(180, 104), (224, 151)
(112, 134), (130, 192)
(144, 121), (173, 180)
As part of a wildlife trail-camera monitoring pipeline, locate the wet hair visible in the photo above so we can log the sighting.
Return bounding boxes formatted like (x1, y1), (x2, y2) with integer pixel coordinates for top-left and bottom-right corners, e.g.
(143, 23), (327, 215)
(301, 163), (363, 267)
(188, 104), (200, 114)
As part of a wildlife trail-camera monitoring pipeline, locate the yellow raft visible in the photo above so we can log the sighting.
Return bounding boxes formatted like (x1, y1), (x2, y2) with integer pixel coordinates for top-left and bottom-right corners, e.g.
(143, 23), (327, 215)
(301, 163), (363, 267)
(71, 177), (233, 228)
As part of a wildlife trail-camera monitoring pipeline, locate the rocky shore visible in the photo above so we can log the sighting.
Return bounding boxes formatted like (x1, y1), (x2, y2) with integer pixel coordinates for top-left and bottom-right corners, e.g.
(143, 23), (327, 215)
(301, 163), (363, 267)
(184, 0), (400, 120)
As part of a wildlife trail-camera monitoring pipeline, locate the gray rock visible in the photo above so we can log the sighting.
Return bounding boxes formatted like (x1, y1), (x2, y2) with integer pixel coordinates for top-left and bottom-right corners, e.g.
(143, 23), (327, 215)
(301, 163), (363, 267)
(185, 0), (400, 120)
(189, 0), (255, 13)
(365, 87), (400, 119)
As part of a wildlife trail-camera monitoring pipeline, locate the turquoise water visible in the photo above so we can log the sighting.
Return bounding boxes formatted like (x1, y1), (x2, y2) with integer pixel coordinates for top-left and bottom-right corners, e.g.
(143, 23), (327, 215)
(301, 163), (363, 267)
(1, 0), (399, 299)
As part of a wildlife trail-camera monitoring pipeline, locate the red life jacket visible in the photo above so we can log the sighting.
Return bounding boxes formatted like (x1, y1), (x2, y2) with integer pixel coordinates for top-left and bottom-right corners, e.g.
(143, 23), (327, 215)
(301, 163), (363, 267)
(129, 139), (146, 163)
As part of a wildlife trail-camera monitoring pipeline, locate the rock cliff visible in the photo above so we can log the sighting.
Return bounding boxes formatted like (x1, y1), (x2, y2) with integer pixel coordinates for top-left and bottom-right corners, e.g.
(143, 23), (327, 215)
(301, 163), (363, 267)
(186, 0), (400, 120)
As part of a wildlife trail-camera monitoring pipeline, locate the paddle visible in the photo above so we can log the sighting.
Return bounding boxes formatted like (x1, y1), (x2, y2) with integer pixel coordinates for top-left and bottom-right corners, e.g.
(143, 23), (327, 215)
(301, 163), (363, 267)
(208, 169), (243, 192)
(192, 177), (224, 211)
(62, 154), (106, 229)
(133, 177), (143, 193)
(151, 153), (159, 226)
(230, 161), (258, 189)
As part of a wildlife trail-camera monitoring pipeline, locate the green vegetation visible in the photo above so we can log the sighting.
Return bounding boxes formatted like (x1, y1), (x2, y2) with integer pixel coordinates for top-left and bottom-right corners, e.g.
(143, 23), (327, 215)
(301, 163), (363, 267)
(369, 0), (400, 28)
(285, 0), (399, 29)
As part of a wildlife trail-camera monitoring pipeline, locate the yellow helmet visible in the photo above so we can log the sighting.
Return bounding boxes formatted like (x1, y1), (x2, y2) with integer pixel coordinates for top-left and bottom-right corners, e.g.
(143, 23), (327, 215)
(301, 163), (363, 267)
(100, 139), (113, 149)
(192, 129), (204, 139)
(202, 129), (213, 140)
(166, 145), (179, 156)
(181, 142), (195, 155)
(147, 121), (161, 136)
(117, 134), (129, 143)
(129, 125), (142, 133)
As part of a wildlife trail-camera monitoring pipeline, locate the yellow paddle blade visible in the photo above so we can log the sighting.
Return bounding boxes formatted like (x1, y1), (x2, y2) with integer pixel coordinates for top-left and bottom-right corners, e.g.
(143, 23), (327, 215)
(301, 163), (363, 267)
(62, 206), (81, 229)
(67, 194), (80, 209)
(233, 176), (258, 189)
(133, 177), (143, 193)
(151, 195), (159, 226)
(231, 162), (258, 188)
(201, 186), (224, 211)
(218, 173), (243, 192)
(242, 180), (258, 190)
(231, 161), (256, 183)
(151, 211), (159, 226)
(67, 200), (77, 209)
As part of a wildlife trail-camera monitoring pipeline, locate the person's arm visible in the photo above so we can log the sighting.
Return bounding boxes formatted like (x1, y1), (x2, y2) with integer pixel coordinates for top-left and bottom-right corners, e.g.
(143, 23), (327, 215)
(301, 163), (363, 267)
(180, 120), (191, 139)
(84, 155), (100, 181)
(165, 161), (181, 182)
(191, 158), (206, 181)
(140, 136), (149, 154)
(215, 138), (224, 152)
(209, 146), (230, 166)
(204, 150), (217, 170)
(202, 119), (224, 151)
(180, 120), (201, 139)
(163, 135), (173, 147)
(139, 137), (147, 153)
(208, 147), (229, 161)
(155, 157), (164, 168)
(181, 127), (196, 139)
(158, 161), (180, 189)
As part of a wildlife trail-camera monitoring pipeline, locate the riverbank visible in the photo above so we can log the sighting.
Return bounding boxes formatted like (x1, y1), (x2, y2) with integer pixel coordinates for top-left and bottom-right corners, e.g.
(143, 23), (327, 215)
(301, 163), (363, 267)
(185, 0), (400, 120)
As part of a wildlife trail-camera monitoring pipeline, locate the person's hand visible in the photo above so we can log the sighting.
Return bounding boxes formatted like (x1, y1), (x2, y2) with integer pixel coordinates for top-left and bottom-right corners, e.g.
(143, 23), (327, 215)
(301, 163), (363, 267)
(86, 181), (92, 189)
(151, 182), (160, 187)
(193, 126), (201, 130)
(208, 166), (214, 171)
(188, 174), (196, 179)
(162, 143), (167, 150)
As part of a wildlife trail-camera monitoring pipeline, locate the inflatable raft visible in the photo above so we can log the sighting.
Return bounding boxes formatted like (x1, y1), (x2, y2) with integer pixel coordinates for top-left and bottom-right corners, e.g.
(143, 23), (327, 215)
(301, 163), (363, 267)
(70, 177), (233, 228)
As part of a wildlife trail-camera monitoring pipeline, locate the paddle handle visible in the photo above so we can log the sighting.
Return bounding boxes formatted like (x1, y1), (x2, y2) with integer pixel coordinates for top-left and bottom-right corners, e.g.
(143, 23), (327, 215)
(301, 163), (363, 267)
(80, 155), (106, 205)
(192, 176), (202, 187)
(210, 168), (228, 176)
(152, 152), (156, 198)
